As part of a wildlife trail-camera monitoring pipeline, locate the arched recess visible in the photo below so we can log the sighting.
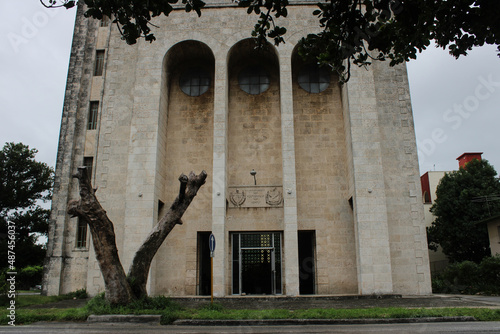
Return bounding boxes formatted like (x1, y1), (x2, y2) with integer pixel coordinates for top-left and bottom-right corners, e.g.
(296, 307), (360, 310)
(155, 40), (215, 296)
(291, 44), (357, 294)
(226, 38), (284, 295)
(226, 39), (281, 187)
(226, 39), (282, 224)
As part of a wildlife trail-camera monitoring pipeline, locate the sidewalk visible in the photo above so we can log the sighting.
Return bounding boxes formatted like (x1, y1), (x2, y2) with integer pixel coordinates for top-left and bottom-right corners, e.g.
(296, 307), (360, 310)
(27, 294), (500, 310)
(170, 294), (500, 310)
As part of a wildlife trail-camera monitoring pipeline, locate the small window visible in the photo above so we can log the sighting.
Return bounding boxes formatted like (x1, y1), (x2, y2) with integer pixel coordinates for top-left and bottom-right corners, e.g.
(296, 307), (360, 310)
(238, 66), (270, 95)
(423, 191), (431, 204)
(158, 200), (165, 217)
(76, 218), (87, 248)
(298, 64), (330, 93)
(179, 67), (211, 97)
(100, 16), (110, 27)
(83, 157), (93, 180)
(87, 101), (99, 130)
(94, 50), (105, 76)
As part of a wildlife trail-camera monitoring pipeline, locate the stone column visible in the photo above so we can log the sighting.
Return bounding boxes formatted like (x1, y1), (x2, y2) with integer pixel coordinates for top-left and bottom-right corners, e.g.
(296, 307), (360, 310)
(279, 48), (299, 296)
(120, 42), (160, 292)
(43, 2), (94, 296)
(211, 56), (228, 296)
(343, 65), (393, 294)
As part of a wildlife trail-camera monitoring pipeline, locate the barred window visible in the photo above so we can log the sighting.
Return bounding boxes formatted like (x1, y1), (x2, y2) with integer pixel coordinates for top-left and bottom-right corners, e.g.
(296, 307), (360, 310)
(297, 64), (330, 93)
(179, 67), (211, 97)
(76, 218), (87, 248)
(94, 50), (105, 76)
(87, 101), (99, 130)
(83, 156), (93, 180)
(100, 16), (110, 27)
(238, 66), (270, 95)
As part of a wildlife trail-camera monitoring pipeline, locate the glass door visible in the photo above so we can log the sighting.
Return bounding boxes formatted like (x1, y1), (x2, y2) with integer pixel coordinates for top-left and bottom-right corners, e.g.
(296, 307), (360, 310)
(232, 232), (282, 295)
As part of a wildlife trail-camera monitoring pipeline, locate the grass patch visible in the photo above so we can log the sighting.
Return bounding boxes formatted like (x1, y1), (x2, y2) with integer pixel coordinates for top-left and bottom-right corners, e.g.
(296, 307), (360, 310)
(1, 294), (499, 325)
(0, 289), (87, 309)
(0, 294), (76, 309)
(1, 308), (88, 325)
(84, 293), (181, 325)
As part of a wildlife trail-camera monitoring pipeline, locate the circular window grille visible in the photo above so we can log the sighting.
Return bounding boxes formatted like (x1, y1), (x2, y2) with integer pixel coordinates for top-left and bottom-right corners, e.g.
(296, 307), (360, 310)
(179, 67), (211, 97)
(297, 64), (330, 93)
(238, 66), (270, 95)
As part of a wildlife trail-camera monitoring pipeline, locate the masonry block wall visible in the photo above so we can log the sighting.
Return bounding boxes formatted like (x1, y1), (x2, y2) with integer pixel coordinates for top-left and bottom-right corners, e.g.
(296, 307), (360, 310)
(292, 57), (358, 294)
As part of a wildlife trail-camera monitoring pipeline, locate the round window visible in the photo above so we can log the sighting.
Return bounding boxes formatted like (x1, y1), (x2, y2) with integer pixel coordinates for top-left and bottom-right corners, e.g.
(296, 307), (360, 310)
(179, 67), (211, 97)
(238, 66), (270, 95)
(298, 64), (330, 93)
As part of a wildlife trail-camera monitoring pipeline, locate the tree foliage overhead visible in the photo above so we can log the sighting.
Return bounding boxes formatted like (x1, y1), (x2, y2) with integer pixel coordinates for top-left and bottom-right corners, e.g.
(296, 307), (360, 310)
(428, 159), (500, 264)
(0, 142), (54, 269)
(41, 0), (499, 81)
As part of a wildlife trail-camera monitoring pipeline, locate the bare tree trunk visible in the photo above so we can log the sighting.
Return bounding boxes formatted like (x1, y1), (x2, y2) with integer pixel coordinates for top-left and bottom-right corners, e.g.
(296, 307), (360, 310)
(68, 167), (134, 305)
(127, 171), (207, 298)
(67, 167), (207, 304)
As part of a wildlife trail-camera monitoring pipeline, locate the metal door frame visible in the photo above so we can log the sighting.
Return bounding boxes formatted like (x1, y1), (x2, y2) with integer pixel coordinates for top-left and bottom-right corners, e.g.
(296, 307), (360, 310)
(232, 232), (282, 295)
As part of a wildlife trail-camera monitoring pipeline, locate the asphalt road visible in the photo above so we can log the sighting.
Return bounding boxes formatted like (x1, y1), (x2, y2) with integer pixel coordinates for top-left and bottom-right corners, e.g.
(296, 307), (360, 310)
(1, 322), (500, 333)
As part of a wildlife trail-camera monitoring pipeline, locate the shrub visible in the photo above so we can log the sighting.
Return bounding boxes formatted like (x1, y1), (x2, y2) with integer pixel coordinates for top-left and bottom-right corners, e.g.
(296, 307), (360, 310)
(11, 266), (44, 290)
(442, 261), (479, 287)
(478, 255), (500, 294)
(432, 256), (500, 295)
(479, 255), (500, 286)
(85, 293), (179, 314)
(65, 288), (88, 299)
(84, 293), (112, 314)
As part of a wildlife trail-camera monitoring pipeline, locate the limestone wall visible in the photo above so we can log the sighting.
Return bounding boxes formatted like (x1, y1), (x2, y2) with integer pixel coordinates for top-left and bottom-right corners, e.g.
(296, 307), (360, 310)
(44, 3), (432, 297)
(292, 62), (357, 294)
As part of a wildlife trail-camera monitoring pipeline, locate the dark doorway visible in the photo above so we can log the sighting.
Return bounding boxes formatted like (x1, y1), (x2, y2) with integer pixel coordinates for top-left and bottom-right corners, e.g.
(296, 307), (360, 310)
(241, 249), (273, 294)
(298, 230), (315, 294)
(197, 232), (211, 295)
(232, 232), (282, 295)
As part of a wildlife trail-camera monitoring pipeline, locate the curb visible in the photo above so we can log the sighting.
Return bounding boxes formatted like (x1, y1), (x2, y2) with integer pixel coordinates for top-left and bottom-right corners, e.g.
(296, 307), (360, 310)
(87, 314), (161, 324)
(172, 316), (476, 326)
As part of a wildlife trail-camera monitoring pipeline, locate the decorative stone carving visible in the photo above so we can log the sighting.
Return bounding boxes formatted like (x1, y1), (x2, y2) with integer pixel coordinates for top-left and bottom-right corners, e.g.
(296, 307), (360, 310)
(265, 187), (283, 206)
(228, 186), (283, 208)
(229, 189), (246, 207)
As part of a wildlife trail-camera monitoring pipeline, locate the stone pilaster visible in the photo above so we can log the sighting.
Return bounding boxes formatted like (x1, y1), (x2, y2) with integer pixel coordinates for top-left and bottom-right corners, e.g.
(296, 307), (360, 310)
(343, 65), (393, 294)
(120, 41), (161, 286)
(279, 47), (299, 296)
(212, 56), (228, 296)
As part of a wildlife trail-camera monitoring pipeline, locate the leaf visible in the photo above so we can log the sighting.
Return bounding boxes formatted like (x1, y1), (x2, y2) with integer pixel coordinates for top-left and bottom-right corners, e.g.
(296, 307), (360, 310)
(63, 0), (76, 9)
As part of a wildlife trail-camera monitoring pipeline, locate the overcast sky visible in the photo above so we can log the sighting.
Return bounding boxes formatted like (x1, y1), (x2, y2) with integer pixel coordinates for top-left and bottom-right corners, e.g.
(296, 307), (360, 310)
(1, 3), (499, 176)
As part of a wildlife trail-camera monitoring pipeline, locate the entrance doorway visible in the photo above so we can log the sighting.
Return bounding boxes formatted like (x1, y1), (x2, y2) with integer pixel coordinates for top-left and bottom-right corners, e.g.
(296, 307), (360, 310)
(232, 232), (282, 295)
(197, 232), (211, 295)
(298, 230), (316, 294)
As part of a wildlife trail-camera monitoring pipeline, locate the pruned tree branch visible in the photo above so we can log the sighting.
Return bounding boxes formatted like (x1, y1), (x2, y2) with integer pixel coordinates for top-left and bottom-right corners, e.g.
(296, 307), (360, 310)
(127, 171), (207, 297)
(68, 167), (134, 304)
(67, 167), (207, 303)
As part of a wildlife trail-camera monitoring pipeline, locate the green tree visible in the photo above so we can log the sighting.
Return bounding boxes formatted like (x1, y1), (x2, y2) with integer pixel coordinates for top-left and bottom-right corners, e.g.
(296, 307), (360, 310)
(428, 159), (500, 263)
(0, 142), (54, 269)
(41, 0), (500, 81)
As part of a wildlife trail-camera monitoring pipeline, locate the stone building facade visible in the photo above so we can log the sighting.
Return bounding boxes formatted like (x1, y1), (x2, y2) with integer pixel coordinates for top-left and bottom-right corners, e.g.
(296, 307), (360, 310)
(43, 1), (432, 297)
